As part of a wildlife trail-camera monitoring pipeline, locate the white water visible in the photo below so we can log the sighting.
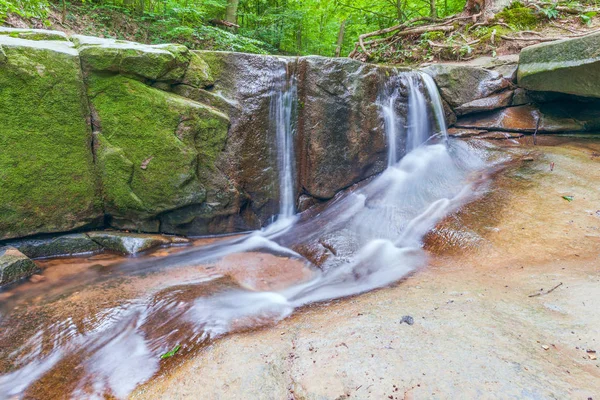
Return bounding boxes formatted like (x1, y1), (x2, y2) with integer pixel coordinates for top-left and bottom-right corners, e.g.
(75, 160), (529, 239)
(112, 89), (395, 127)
(0, 70), (499, 399)
(270, 63), (298, 221)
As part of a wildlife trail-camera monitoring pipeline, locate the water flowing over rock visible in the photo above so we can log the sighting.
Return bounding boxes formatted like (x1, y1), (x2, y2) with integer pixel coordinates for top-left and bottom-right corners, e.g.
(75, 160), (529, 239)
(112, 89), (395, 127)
(2, 30), (600, 243)
(0, 67), (498, 397)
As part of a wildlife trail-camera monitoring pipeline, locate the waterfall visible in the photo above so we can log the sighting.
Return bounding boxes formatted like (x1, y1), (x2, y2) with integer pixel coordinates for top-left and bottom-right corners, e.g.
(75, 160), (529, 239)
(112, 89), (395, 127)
(422, 73), (448, 139)
(380, 74), (403, 167)
(270, 63), (298, 221)
(380, 71), (448, 165)
(0, 65), (497, 400)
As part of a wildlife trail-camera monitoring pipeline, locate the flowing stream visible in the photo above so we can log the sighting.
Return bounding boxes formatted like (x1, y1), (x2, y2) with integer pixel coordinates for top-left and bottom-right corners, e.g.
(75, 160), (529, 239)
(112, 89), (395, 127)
(0, 70), (501, 399)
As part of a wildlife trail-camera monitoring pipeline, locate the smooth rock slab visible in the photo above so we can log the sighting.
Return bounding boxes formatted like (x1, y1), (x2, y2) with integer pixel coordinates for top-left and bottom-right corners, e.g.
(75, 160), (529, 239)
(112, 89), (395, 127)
(454, 90), (514, 116)
(74, 35), (191, 81)
(87, 231), (189, 255)
(518, 32), (600, 98)
(447, 128), (487, 138)
(455, 105), (584, 133)
(422, 64), (511, 108)
(0, 246), (39, 286)
(0, 27), (69, 41)
(5, 233), (102, 259)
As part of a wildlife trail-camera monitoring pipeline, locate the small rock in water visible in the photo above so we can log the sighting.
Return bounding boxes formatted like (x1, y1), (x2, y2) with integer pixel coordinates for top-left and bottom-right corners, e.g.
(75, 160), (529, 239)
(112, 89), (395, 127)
(400, 315), (414, 325)
(29, 274), (46, 283)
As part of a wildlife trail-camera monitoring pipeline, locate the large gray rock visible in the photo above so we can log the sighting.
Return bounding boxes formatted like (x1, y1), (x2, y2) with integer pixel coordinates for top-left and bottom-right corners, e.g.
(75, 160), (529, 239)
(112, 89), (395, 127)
(167, 51), (292, 232)
(74, 35), (191, 81)
(0, 246), (39, 286)
(296, 56), (388, 199)
(454, 103), (600, 133)
(422, 64), (511, 108)
(518, 32), (600, 98)
(454, 90), (514, 116)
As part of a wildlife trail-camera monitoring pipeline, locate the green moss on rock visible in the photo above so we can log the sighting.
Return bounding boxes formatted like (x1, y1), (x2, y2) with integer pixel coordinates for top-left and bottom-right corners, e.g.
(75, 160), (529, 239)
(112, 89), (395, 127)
(86, 231), (189, 254)
(0, 28), (69, 41)
(5, 233), (102, 258)
(495, 3), (539, 29)
(75, 35), (191, 81)
(0, 36), (102, 240)
(88, 73), (229, 230)
(0, 246), (39, 286)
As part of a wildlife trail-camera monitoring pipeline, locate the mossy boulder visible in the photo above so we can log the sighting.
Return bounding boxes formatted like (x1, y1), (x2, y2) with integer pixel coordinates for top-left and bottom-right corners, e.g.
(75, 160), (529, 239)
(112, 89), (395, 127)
(0, 36), (102, 240)
(88, 73), (231, 231)
(518, 32), (600, 98)
(0, 27), (69, 41)
(5, 233), (102, 258)
(0, 246), (39, 286)
(75, 35), (191, 81)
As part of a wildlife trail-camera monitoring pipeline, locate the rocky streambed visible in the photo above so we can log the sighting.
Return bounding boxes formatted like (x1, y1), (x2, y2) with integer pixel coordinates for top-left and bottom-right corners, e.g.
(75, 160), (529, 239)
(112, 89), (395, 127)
(0, 135), (598, 398)
(131, 135), (600, 399)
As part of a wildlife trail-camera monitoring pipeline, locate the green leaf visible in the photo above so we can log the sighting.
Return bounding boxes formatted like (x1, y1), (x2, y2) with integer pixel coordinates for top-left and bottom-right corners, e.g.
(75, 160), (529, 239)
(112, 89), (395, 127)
(160, 344), (181, 359)
(562, 196), (574, 202)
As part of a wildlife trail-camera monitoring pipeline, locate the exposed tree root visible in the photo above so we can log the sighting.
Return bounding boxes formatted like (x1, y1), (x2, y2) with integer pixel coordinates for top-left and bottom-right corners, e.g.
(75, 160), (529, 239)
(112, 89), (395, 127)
(348, 0), (600, 62)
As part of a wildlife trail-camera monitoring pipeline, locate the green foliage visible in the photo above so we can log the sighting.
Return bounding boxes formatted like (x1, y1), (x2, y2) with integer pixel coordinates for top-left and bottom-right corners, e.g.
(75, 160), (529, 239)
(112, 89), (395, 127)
(0, 0), (49, 23)
(2, 0), (468, 56)
(160, 344), (181, 359)
(496, 3), (540, 29)
(421, 30), (447, 41)
(539, 5), (559, 19)
(580, 11), (597, 25)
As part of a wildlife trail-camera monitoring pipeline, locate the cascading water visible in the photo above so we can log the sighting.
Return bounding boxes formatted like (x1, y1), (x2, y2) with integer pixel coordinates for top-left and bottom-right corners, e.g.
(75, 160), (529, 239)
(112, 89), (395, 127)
(0, 69), (499, 399)
(270, 62), (298, 222)
(380, 71), (448, 165)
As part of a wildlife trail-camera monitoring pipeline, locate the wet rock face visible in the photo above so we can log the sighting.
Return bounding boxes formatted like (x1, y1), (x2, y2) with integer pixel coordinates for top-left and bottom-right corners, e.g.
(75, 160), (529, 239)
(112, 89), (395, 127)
(518, 31), (600, 98)
(181, 51), (291, 230)
(454, 90), (514, 116)
(0, 247), (39, 286)
(296, 57), (388, 200)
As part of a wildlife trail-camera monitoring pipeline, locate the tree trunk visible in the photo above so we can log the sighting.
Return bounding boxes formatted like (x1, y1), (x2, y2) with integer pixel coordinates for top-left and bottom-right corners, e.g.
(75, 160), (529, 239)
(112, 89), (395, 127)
(225, 0), (240, 31)
(463, 0), (509, 19)
(335, 20), (346, 57)
(296, 26), (302, 55)
(396, 0), (403, 21)
(429, 0), (438, 18)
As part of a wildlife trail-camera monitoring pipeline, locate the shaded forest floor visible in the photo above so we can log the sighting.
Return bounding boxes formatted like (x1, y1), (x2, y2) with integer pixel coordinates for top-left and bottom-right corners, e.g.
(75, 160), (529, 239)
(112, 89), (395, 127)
(349, 1), (600, 65)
